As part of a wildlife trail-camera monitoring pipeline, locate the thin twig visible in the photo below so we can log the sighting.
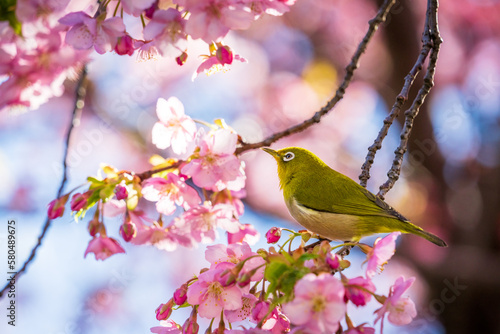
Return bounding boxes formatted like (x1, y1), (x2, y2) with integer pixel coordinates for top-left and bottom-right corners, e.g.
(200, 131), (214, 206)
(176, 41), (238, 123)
(359, 26), (433, 187)
(0, 67), (88, 299)
(377, 0), (442, 199)
(235, 0), (397, 155)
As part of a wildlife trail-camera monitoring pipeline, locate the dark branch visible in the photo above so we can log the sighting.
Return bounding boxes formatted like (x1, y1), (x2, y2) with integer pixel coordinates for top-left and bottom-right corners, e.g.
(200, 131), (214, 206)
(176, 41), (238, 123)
(377, 0), (442, 199)
(235, 0), (397, 155)
(0, 67), (88, 299)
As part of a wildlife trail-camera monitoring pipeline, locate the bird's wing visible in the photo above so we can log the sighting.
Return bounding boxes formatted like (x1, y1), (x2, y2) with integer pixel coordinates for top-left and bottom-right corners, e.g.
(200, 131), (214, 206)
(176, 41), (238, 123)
(293, 167), (407, 221)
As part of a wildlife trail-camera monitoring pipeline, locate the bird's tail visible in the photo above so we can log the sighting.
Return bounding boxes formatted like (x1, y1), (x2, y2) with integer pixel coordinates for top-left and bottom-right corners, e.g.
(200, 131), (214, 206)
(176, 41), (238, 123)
(404, 222), (447, 247)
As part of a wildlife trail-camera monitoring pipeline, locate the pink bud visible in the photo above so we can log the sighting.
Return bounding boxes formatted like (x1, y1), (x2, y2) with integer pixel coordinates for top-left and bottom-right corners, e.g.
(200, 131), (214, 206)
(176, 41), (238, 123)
(70, 192), (88, 211)
(176, 51), (188, 66)
(115, 185), (128, 200)
(252, 301), (271, 323)
(216, 45), (233, 65)
(326, 253), (340, 270)
(237, 272), (252, 288)
(144, 0), (159, 20)
(182, 313), (199, 334)
(119, 220), (136, 242)
(88, 217), (100, 237)
(173, 284), (188, 305)
(155, 300), (173, 320)
(47, 195), (68, 219)
(115, 35), (135, 56)
(266, 227), (282, 244)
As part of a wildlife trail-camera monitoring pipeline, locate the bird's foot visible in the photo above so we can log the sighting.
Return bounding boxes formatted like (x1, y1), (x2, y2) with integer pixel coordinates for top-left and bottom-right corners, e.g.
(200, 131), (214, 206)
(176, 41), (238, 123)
(336, 241), (354, 257)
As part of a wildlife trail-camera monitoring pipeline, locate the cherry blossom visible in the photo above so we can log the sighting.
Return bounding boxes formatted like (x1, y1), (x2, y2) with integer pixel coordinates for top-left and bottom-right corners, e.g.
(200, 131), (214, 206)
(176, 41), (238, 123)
(114, 35), (135, 56)
(265, 227), (281, 244)
(150, 319), (182, 334)
(186, 266), (243, 319)
(114, 0), (157, 17)
(103, 198), (126, 217)
(374, 276), (417, 331)
(174, 0), (255, 43)
(181, 202), (240, 243)
(70, 192), (88, 211)
(151, 97), (197, 155)
(364, 232), (400, 278)
(225, 293), (258, 322)
(59, 11), (126, 54)
(143, 8), (187, 56)
(193, 44), (247, 80)
(47, 195), (68, 219)
(245, 0), (296, 17)
(181, 129), (246, 191)
(261, 306), (290, 334)
(343, 276), (376, 307)
(141, 174), (201, 215)
(84, 236), (126, 260)
(283, 273), (346, 334)
(228, 224), (259, 245)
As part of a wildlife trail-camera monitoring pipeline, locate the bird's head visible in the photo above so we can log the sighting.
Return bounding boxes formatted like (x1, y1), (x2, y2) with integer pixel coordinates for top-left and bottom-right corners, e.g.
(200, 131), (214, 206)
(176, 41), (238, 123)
(262, 147), (327, 188)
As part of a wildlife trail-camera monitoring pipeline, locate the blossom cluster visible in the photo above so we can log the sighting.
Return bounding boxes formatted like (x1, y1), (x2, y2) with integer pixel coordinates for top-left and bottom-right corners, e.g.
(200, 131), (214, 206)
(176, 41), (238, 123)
(48, 96), (253, 259)
(0, 0), (296, 111)
(150, 231), (417, 333)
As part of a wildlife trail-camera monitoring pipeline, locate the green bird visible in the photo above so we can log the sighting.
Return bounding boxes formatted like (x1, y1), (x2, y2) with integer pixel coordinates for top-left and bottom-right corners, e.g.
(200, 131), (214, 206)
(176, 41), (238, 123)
(262, 147), (447, 247)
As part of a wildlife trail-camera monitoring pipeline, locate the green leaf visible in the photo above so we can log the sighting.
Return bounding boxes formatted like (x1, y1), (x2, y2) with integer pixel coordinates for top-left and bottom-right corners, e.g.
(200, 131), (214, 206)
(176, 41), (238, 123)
(0, 0), (22, 35)
(297, 253), (317, 263)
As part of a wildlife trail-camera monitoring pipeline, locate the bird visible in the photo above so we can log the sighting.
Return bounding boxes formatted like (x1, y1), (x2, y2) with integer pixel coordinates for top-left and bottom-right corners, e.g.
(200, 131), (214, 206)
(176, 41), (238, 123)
(262, 147), (447, 247)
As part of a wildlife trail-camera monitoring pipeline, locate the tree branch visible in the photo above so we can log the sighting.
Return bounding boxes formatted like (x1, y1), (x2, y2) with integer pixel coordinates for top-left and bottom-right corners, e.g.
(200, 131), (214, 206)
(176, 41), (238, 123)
(377, 0), (442, 199)
(235, 0), (397, 155)
(0, 67), (88, 299)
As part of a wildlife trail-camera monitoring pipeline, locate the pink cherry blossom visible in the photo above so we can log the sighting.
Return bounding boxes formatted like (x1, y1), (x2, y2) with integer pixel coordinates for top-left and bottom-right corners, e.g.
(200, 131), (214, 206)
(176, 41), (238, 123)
(143, 8), (187, 56)
(213, 189), (246, 217)
(115, 184), (129, 200)
(130, 213), (194, 250)
(225, 293), (258, 322)
(364, 232), (400, 278)
(174, 0), (255, 43)
(228, 224), (259, 245)
(181, 202), (240, 243)
(141, 174), (201, 215)
(173, 284), (188, 305)
(193, 45), (247, 80)
(151, 97), (197, 155)
(186, 267), (244, 319)
(84, 236), (126, 261)
(135, 39), (160, 61)
(283, 273), (346, 334)
(59, 12), (126, 54)
(245, 0), (296, 17)
(205, 242), (264, 280)
(374, 276), (417, 332)
(181, 129), (246, 192)
(16, 0), (70, 23)
(103, 199), (126, 217)
(115, 0), (157, 16)
(262, 306), (290, 334)
(344, 276), (376, 307)
(150, 319), (182, 334)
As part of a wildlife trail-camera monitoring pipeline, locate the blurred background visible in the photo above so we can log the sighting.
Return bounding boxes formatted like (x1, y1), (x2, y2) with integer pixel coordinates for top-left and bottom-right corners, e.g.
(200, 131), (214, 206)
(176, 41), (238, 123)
(1, 0), (500, 333)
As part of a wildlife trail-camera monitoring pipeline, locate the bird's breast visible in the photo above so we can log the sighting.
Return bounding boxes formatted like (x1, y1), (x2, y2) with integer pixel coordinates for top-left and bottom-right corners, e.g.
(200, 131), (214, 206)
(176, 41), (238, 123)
(285, 197), (360, 241)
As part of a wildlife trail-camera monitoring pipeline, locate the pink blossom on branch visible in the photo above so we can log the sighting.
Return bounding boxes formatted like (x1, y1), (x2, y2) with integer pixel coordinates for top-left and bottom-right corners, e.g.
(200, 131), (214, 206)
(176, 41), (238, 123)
(143, 8), (187, 56)
(283, 273), (346, 334)
(174, 0), (254, 43)
(374, 276), (417, 331)
(364, 232), (400, 278)
(186, 267), (243, 319)
(343, 276), (376, 307)
(59, 12), (126, 54)
(141, 174), (201, 215)
(180, 202), (240, 243)
(84, 236), (126, 260)
(151, 97), (197, 155)
(228, 223), (259, 245)
(181, 129), (246, 192)
(114, 0), (157, 17)
(193, 44), (247, 80)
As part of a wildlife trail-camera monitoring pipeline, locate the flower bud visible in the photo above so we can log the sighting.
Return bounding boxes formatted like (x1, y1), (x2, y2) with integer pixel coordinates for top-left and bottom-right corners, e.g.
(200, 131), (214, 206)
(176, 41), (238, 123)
(88, 217), (100, 237)
(115, 35), (135, 56)
(173, 284), (188, 305)
(252, 301), (270, 323)
(155, 300), (174, 320)
(183, 311), (199, 334)
(266, 227), (282, 244)
(115, 185), (128, 200)
(47, 195), (69, 219)
(176, 51), (188, 66)
(237, 272), (252, 288)
(326, 253), (340, 270)
(70, 192), (88, 211)
(119, 220), (136, 242)
(216, 45), (233, 65)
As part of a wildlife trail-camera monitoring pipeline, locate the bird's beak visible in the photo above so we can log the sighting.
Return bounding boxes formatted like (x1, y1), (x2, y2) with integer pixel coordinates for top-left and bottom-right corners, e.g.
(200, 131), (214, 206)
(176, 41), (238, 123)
(261, 147), (279, 159)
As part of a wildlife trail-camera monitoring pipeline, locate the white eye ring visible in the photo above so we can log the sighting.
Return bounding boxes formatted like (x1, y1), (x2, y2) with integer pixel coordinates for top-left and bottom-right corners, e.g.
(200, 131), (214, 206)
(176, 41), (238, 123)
(283, 152), (295, 161)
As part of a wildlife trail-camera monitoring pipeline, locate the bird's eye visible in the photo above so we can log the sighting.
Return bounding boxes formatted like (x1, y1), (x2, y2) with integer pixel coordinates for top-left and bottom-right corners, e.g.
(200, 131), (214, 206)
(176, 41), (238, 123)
(283, 152), (295, 162)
